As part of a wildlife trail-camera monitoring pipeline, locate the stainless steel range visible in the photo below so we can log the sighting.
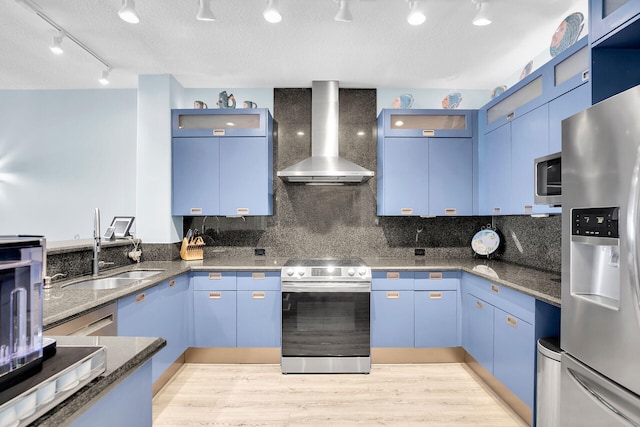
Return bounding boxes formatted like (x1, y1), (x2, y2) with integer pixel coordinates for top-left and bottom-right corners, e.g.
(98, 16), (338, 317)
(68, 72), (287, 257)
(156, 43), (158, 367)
(281, 258), (371, 374)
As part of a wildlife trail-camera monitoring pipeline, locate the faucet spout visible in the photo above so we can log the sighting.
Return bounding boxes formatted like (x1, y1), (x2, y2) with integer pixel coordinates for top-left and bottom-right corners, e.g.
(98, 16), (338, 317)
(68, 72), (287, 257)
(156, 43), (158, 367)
(92, 208), (101, 277)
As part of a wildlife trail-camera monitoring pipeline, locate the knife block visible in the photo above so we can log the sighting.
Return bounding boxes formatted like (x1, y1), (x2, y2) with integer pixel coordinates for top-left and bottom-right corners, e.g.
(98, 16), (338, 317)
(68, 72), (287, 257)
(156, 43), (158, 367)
(180, 236), (205, 260)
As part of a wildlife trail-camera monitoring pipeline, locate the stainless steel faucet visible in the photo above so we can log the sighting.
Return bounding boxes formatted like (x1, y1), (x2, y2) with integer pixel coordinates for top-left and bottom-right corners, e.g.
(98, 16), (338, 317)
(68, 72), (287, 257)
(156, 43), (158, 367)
(92, 208), (101, 277)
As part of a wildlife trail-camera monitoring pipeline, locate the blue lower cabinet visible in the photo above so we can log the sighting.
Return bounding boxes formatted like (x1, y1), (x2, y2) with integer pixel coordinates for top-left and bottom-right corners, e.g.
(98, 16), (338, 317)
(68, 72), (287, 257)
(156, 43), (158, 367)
(414, 290), (458, 348)
(371, 290), (415, 347)
(236, 290), (281, 347)
(193, 290), (237, 347)
(493, 308), (535, 408)
(462, 292), (495, 374)
(70, 360), (152, 427)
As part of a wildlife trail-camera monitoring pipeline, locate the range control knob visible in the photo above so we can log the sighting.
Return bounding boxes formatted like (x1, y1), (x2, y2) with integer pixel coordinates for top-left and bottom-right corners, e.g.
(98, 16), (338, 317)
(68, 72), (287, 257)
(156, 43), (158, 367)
(286, 268), (295, 276)
(347, 268), (355, 276)
(297, 269), (305, 277)
(358, 268), (367, 276)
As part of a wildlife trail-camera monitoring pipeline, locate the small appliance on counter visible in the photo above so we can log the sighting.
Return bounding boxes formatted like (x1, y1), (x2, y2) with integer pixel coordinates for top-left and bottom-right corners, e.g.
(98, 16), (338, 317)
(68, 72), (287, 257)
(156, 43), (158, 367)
(0, 236), (45, 390)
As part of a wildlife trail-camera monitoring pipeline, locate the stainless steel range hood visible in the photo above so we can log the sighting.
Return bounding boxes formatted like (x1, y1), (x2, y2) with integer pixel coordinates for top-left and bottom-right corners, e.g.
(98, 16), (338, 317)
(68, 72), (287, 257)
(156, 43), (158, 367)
(277, 81), (374, 184)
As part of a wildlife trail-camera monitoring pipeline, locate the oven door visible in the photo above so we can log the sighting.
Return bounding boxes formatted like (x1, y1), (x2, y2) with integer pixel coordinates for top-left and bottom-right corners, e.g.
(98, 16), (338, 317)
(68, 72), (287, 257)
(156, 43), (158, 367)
(281, 282), (370, 357)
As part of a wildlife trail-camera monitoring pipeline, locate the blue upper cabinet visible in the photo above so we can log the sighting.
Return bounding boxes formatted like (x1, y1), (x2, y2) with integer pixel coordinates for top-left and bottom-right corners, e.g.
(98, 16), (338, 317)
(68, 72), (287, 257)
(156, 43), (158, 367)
(429, 138), (473, 216)
(589, 0), (640, 102)
(172, 137), (220, 216)
(548, 83), (591, 153)
(377, 109), (475, 217)
(171, 109), (274, 216)
(590, 0), (640, 46)
(478, 123), (511, 216)
(379, 137), (429, 216)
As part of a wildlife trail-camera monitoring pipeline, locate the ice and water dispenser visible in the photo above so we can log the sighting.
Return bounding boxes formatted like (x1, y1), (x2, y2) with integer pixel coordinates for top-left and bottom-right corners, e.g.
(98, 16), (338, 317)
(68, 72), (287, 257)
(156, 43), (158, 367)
(0, 236), (45, 389)
(570, 207), (620, 309)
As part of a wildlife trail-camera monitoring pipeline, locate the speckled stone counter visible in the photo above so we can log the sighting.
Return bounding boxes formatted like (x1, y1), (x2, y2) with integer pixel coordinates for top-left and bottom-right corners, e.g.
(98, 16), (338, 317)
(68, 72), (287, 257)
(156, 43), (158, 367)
(43, 256), (561, 331)
(30, 336), (165, 427)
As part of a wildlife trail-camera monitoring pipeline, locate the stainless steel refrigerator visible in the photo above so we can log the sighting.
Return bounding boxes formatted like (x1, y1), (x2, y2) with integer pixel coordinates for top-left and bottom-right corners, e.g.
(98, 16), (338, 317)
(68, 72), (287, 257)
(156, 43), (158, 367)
(561, 85), (640, 426)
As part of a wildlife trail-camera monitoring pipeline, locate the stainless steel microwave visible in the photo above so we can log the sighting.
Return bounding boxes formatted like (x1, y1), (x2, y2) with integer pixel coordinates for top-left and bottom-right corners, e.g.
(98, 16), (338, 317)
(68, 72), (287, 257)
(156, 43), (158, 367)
(534, 152), (561, 206)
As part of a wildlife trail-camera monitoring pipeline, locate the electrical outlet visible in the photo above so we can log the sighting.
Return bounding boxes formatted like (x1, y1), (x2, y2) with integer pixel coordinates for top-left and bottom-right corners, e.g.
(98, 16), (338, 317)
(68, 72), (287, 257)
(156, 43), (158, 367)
(254, 248), (266, 256)
(414, 248), (426, 256)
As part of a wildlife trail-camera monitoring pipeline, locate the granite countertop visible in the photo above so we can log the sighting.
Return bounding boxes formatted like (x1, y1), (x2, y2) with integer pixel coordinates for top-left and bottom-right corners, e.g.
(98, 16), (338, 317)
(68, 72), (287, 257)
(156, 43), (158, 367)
(30, 336), (165, 427)
(44, 257), (561, 330)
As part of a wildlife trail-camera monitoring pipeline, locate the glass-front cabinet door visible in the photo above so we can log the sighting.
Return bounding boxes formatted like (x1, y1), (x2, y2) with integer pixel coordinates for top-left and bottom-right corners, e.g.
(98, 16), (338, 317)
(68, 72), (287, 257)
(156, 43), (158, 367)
(172, 109), (269, 137)
(590, 0), (640, 44)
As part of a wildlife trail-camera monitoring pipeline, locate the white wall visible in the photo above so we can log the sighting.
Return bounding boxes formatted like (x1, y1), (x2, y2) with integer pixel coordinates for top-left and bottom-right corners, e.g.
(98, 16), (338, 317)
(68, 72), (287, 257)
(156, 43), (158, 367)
(0, 89), (137, 242)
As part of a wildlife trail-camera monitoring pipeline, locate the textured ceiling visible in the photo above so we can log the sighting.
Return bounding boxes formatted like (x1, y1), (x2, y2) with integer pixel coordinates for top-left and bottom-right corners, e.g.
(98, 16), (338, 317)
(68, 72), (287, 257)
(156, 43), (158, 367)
(0, 0), (587, 90)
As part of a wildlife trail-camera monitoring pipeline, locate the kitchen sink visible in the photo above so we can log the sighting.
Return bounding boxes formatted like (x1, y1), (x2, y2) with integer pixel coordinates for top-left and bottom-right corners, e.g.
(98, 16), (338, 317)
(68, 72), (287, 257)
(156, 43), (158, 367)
(111, 270), (162, 280)
(63, 277), (139, 290)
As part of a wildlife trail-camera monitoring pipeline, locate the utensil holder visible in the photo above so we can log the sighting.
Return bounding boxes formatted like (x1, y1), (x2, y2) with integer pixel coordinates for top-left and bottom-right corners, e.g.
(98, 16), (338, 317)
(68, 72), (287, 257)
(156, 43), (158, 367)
(180, 236), (205, 261)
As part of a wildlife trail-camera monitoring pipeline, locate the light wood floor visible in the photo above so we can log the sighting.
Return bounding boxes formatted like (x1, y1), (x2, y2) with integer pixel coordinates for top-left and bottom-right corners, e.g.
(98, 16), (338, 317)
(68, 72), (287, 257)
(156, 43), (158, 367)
(153, 363), (528, 427)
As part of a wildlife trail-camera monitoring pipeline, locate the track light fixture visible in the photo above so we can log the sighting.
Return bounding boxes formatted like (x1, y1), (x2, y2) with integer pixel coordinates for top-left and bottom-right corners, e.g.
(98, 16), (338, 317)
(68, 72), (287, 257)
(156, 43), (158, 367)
(196, 0), (216, 21)
(49, 31), (64, 55)
(118, 0), (140, 24)
(334, 0), (353, 23)
(263, 0), (282, 23)
(407, 0), (426, 26)
(18, 0), (113, 86)
(99, 68), (110, 86)
(472, 0), (492, 26)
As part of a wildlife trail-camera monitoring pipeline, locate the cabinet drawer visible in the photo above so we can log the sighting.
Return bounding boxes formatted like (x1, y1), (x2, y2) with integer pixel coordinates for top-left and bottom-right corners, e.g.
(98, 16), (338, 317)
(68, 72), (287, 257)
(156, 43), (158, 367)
(237, 271), (280, 290)
(414, 271), (459, 291)
(372, 271), (414, 290)
(192, 271), (236, 290)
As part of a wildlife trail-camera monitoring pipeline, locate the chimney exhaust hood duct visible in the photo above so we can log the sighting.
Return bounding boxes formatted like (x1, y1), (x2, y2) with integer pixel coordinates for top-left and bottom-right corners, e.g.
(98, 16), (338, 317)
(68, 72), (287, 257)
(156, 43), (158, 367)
(277, 81), (375, 184)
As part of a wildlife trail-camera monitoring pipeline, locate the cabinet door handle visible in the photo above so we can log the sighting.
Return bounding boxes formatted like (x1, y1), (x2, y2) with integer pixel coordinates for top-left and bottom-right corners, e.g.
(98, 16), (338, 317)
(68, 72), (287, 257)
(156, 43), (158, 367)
(491, 284), (500, 293)
(190, 208), (203, 215)
(213, 129), (225, 136)
(236, 208), (249, 215)
(208, 292), (222, 299)
(475, 300), (483, 309)
(524, 205), (533, 214)
(429, 292), (442, 299)
(208, 273), (222, 280)
(401, 208), (414, 215)
(445, 208), (457, 216)
(135, 293), (146, 304)
(493, 207), (501, 214)
(581, 69), (589, 81)
(251, 272), (265, 280)
(168, 279), (176, 288)
(429, 272), (442, 280)
(506, 316), (518, 328)
(386, 272), (400, 280)
(252, 292), (265, 299)
(422, 129), (435, 137)
(386, 292), (400, 299)
(507, 112), (515, 121)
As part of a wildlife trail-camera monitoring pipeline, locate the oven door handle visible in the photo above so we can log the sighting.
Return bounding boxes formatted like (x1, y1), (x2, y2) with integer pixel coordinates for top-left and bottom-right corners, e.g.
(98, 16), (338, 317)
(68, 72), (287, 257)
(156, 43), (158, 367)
(282, 282), (371, 293)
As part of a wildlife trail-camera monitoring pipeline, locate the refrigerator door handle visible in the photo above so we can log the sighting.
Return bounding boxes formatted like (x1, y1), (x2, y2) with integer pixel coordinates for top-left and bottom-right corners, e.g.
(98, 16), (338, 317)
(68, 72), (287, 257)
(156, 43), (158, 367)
(628, 144), (640, 316)
(568, 367), (640, 427)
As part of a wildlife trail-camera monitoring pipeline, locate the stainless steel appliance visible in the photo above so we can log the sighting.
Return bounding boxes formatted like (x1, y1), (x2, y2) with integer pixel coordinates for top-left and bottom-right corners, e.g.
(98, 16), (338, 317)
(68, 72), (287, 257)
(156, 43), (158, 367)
(561, 85), (640, 425)
(0, 236), (45, 389)
(281, 258), (371, 373)
(534, 151), (561, 207)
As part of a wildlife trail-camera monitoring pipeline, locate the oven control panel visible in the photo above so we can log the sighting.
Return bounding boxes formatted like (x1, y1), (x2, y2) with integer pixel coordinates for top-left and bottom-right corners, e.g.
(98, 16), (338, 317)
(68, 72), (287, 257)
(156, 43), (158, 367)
(282, 259), (371, 281)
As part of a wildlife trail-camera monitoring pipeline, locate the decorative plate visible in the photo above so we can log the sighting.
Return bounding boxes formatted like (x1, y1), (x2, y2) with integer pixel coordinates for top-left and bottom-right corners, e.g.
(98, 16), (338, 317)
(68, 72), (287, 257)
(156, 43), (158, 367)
(471, 227), (501, 257)
(550, 12), (584, 57)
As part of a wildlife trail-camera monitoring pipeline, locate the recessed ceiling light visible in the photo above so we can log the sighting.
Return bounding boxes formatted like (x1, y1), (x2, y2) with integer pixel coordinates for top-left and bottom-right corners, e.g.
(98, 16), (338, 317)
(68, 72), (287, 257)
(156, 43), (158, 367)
(118, 0), (140, 24)
(407, 1), (426, 26)
(263, 0), (282, 23)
